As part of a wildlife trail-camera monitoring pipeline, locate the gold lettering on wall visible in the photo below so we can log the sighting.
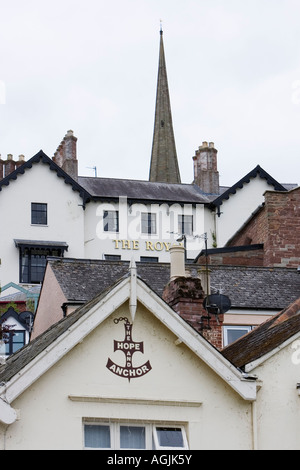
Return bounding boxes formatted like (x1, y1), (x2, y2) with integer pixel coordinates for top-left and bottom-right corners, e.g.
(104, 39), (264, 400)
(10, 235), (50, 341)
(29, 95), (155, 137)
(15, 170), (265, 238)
(113, 240), (171, 252)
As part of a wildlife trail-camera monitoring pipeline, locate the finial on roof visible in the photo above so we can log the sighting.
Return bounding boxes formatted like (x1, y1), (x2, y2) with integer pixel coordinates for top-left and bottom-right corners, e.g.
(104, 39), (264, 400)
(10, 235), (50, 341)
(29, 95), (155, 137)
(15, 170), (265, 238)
(129, 257), (137, 322)
(160, 19), (163, 35)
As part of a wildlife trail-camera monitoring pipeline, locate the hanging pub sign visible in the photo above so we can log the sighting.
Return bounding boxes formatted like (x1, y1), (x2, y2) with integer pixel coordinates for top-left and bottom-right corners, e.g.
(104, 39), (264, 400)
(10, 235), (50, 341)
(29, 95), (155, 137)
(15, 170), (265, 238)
(106, 317), (152, 381)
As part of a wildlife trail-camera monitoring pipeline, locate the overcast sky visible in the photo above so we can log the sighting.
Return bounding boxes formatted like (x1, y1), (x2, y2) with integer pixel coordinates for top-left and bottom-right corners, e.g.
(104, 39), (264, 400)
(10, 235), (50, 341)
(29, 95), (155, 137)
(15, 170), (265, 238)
(1, 0), (300, 187)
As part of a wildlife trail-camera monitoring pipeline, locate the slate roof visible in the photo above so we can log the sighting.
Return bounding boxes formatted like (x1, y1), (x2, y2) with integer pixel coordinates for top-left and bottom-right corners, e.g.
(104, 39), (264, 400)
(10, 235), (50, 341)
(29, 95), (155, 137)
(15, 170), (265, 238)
(0, 151), (214, 205)
(1, 151), (296, 210)
(47, 258), (300, 310)
(0, 276), (127, 384)
(1, 260), (299, 384)
(222, 297), (300, 369)
(78, 176), (213, 204)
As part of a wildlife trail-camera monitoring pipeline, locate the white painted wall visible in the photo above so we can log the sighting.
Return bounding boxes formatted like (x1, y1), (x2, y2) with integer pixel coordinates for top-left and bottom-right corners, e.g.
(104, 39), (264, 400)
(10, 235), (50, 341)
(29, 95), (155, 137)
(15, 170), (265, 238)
(0, 163), (85, 287)
(247, 337), (300, 450)
(216, 178), (271, 247)
(84, 199), (209, 262)
(0, 162), (278, 290)
(1, 302), (253, 450)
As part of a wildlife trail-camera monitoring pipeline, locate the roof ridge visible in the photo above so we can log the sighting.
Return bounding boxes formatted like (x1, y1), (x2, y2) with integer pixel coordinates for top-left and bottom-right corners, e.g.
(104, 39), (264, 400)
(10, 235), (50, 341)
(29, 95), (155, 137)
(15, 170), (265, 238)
(211, 164), (287, 208)
(0, 150), (92, 206)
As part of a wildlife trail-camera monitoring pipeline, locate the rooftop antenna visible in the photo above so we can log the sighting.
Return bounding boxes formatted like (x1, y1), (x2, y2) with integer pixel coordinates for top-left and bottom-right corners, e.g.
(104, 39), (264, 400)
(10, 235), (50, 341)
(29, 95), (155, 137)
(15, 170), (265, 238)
(86, 166), (97, 177)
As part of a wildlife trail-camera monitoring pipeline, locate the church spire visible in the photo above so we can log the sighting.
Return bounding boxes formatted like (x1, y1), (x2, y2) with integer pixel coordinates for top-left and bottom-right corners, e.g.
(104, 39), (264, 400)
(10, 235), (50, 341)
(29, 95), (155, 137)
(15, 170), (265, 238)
(149, 29), (181, 184)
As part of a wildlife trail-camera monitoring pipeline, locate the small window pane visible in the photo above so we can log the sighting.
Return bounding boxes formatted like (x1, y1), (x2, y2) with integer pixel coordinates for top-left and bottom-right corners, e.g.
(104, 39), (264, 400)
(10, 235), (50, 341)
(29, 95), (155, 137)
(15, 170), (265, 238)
(31, 203), (47, 225)
(156, 427), (184, 448)
(141, 213), (156, 234)
(20, 247), (63, 284)
(84, 425), (111, 449)
(104, 254), (121, 261)
(178, 215), (193, 236)
(103, 211), (119, 232)
(11, 331), (25, 353)
(120, 426), (146, 449)
(140, 256), (159, 263)
(224, 326), (252, 346)
(30, 251), (47, 283)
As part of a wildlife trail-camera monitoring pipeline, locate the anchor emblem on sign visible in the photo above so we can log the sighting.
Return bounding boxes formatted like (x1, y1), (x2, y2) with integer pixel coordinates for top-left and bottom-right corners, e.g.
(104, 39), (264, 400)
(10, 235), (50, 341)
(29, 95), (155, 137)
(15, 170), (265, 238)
(106, 317), (152, 381)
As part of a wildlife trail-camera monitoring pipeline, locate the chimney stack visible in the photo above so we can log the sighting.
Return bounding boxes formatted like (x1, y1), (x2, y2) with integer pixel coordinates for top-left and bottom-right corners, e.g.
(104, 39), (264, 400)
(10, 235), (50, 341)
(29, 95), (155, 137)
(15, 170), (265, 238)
(0, 156), (3, 180)
(52, 130), (78, 180)
(193, 141), (219, 194)
(163, 243), (224, 349)
(16, 155), (25, 169)
(0, 154), (26, 179)
(5, 154), (15, 176)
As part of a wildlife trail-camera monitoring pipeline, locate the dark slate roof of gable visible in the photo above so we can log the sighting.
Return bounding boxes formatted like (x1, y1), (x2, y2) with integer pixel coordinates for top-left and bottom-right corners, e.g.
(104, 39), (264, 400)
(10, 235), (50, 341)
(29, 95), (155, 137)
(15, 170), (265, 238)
(77, 176), (213, 204)
(210, 165), (287, 208)
(0, 150), (91, 204)
(0, 275), (129, 384)
(48, 258), (170, 302)
(47, 258), (300, 311)
(222, 297), (300, 369)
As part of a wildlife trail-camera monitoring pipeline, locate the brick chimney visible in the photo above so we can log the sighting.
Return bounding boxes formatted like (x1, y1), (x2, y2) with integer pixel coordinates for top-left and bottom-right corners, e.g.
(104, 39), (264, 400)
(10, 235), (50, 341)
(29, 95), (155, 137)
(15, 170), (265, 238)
(4, 154), (16, 176)
(193, 141), (219, 194)
(163, 244), (224, 349)
(16, 155), (25, 169)
(52, 130), (78, 180)
(0, 154), (26, 179)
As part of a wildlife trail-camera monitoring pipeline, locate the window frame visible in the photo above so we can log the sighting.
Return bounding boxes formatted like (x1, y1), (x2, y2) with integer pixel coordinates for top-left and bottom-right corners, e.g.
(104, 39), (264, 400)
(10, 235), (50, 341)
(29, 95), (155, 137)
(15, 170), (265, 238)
(223, 325), (252, 346)
(31, 202), (48, 225)
(103, 210), (119, 233)
(140, 256), (159, 263)
(83, 421), (188, 450)
(104, 254), (121, 261)
(178, 214), (193, 236)
(141, 212), (157, 235)
(0, 329), (26, 356)
(152, 425), (189, 450)
(19, 246), (64, 284)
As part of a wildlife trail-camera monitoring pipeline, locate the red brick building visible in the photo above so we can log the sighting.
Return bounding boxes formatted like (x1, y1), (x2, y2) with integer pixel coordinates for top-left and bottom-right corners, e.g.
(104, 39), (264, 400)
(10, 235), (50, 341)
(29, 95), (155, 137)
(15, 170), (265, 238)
(196, 186), (300, 269)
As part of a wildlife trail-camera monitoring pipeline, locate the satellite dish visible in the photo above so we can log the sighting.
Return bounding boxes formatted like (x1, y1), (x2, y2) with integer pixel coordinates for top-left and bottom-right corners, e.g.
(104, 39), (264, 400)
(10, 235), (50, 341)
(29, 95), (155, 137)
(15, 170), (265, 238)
(203, 294), (231, 315)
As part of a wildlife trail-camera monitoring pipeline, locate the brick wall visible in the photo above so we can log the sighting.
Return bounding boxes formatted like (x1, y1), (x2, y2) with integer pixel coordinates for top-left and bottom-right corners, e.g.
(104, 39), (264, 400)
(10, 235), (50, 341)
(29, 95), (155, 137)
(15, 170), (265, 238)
(0, 301), (27, 313)
(0, 155), (26, 179)
(52, 130), (78, 180)
(228, 187), (300, 268)
(263, 189), (300, 267)
(162, 276), (224, 349)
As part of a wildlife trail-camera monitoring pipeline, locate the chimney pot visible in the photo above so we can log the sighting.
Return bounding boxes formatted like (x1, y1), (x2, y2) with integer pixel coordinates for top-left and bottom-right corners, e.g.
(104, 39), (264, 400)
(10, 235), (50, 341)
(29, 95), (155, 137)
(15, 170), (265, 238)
(169, 244), (186, 280)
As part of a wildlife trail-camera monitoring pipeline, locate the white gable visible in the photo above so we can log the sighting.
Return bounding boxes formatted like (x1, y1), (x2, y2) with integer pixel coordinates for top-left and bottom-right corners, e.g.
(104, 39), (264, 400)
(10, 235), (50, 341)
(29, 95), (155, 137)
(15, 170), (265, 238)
(0, 272), (256, 420)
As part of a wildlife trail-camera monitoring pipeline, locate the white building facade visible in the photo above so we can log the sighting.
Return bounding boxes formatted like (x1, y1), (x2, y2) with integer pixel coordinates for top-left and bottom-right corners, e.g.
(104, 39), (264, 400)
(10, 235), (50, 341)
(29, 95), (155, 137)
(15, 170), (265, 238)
(0, 141), (290, 292)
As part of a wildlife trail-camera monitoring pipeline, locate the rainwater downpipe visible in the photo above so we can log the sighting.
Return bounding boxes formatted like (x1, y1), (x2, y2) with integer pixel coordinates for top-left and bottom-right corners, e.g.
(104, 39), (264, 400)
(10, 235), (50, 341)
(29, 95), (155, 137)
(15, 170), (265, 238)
(251, 400), (258, 450)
